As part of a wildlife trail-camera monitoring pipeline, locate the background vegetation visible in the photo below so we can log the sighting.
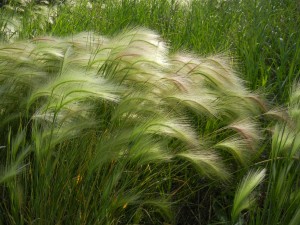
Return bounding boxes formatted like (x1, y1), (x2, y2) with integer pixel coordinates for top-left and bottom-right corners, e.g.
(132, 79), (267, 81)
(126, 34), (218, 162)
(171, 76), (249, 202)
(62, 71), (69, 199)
(0, 0), (299, 224)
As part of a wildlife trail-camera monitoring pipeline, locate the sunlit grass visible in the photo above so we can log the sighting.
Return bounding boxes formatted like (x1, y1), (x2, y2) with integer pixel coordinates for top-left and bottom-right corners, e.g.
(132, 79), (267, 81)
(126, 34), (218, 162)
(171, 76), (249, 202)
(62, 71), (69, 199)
(0, 0), (299, 224)
(1, 0), (299, 100)
(0, 27), (267, 224)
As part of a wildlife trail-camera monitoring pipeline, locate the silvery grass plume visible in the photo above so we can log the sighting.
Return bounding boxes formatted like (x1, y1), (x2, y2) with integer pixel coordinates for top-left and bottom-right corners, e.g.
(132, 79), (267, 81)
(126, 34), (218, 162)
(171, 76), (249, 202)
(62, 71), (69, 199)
(230, 84), (300, 225)
(270, 83), (300, 160)
(0, 27), (266, 224)
(168, 52), (265, 165)
(0, 132), (30, 184)
(231, 168), (266, 223)
(0, 0), (57, 41)
(168, 0), (192, 8)
(260, 83), (300, 225)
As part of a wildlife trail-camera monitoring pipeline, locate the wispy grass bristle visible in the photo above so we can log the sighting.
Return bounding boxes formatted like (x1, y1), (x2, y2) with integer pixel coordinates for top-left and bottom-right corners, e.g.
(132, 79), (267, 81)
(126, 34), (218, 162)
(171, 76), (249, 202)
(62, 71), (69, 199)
(215, 137), (253, 166)
(227, 119), (261, 149)
(177, 150), (230, 180)
(0, 26), (268, 224)
(231, 168), (266, 222)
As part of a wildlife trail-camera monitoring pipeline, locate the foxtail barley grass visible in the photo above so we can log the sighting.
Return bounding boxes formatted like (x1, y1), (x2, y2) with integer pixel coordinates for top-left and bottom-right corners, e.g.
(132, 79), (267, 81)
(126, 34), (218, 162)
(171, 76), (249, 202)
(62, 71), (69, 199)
(231, 168), (266, 223)
(0, 27), (267, 224)
(0, 0), (299, 224)
(1, 0), (299, 101)
(230, 84), (300, 224)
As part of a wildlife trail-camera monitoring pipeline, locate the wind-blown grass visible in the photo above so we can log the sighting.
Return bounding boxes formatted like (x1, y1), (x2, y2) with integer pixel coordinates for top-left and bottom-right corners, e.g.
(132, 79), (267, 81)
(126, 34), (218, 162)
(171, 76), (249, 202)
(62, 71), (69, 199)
(0, 27), (266, 224)
(1, 0), (299, 102)
(231, 168), (266, 223)
(256, 84), (300, 225)
(229, 84), (300, 225)
(0, 0), (299, 224)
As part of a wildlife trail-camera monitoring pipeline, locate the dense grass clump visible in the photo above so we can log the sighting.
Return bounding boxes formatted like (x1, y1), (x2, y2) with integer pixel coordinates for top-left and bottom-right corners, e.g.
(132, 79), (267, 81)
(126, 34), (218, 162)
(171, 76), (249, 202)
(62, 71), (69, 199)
(0, 0), (299, 224)
(0, 28), (268, 224)
(232, 86), (300, 225)
(1, 0), (299, 102)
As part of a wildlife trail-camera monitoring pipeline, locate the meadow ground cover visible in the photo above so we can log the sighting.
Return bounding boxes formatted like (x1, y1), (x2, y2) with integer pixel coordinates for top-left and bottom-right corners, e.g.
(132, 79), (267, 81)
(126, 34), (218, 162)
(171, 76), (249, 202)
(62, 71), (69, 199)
(0, 0), (299, 224)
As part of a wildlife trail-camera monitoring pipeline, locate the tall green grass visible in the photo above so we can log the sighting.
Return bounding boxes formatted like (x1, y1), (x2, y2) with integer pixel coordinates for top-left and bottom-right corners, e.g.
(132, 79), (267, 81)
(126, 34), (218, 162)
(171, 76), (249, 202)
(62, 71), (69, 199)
(1, 0), (299, 102)
(231, 85), (300, 225)
(0, 0), (299, 224)
(0, 27), (266, 224)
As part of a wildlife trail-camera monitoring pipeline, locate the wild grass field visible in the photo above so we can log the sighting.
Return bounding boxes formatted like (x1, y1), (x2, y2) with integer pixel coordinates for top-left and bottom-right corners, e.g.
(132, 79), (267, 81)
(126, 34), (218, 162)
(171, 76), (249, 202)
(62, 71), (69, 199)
(0, 0), (299, 224)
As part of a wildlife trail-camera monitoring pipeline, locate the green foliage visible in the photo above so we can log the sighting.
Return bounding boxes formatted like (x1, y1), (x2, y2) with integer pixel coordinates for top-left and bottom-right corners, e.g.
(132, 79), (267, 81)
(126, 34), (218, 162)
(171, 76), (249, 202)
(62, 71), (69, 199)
(231, 168), (266, 223)
(1, 0), (299, 101)
(0, 0), (299, 224)
(0, 27), (265, 224)
(230, 84), (300, 225)
(256, 84), (300, 225)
